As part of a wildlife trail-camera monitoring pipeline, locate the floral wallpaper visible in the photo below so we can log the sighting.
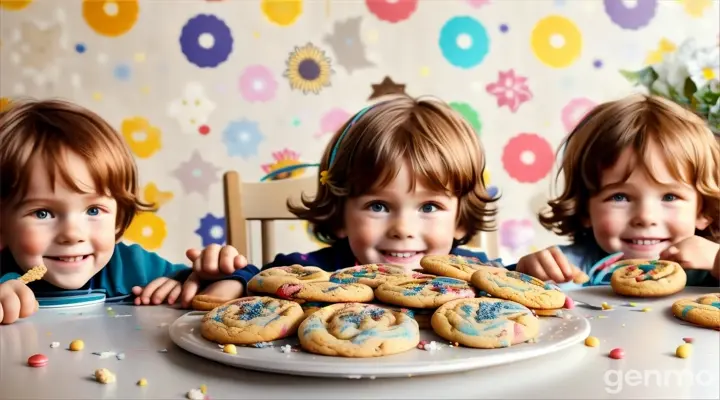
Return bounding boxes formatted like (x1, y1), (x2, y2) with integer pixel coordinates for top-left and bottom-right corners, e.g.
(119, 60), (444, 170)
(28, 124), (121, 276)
(0, 0), (718, 266)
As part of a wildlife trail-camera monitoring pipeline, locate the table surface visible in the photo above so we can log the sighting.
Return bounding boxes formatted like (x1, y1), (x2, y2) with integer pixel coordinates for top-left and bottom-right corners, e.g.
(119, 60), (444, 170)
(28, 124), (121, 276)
(1, 286), (718, 400)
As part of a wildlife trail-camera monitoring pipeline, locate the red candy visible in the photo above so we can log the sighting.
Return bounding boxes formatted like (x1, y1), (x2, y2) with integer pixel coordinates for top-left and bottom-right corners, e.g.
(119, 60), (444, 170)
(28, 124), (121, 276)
(27, 354), (48, 367)
(609, 348), (625, 359)
(683, 337), (694, 344)
(564, 296), (575, 309)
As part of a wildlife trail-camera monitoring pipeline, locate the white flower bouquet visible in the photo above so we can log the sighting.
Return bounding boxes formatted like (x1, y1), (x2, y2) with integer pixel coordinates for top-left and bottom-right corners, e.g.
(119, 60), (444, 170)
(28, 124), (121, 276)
(621, 38), (720, 135)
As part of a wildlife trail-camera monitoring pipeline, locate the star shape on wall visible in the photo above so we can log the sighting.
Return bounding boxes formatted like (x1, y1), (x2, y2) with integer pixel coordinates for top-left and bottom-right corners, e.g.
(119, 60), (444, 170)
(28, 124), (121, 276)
(368, 76), (406, 100)
(171, 150), (220, 198)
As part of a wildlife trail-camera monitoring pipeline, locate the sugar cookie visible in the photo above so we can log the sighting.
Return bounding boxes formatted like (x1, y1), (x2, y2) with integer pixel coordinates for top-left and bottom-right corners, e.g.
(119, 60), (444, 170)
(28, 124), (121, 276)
(431, 298), (539, 348)
(329, 264), (418, 288)
(247, 265), (330, 295)
(374, 276), (476, 309)
(201, 296), (304, 345)
(191, 295), (231, 311)
(18, 265), (47, 284)
(610, 259), (686, 297)
(272, 281), (374, 303)
(671, 293), (719, 329)
(471, 269), (565, 309)
(420, 254), (501, 281)
(298, 302), (420, 357)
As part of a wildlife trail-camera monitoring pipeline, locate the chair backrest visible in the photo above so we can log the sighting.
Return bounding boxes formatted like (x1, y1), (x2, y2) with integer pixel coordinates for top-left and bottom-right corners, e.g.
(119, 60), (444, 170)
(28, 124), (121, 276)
(223, 170), (500, 266)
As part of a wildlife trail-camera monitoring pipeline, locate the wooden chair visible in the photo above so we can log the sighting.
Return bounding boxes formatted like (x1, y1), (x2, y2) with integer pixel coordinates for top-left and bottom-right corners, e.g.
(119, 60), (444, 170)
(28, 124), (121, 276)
(223, 171), (500, 266)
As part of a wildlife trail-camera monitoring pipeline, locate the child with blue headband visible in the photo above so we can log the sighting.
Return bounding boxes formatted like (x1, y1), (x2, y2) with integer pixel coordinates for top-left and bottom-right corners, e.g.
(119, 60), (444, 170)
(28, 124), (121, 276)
(183, 95), (502, 296)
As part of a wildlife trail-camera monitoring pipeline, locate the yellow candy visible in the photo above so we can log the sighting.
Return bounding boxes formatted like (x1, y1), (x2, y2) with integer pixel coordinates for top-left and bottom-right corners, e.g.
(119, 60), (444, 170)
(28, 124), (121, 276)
(223, 344), (237, 355)
(200, 384), (207, 394)
(629, 302), (638, 307)
(601, 302), (612, 310)
(137, 378), (148, 386)
(69, 339), (84, 351)
(642, 307), (652, 312)
(676, 344), (692, 358)
(584, 336), (599, 347)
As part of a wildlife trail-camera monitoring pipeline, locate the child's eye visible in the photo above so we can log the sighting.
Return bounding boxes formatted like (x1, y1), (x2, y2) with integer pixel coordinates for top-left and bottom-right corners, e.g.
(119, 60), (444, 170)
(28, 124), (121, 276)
(33, 209), (53, 219)
(662, 194), (678, 202)
(368, 202), (387, 213)
(420, 203), (439, 213)
(87, 206), (101, 216)
(608, 193), (628, 202)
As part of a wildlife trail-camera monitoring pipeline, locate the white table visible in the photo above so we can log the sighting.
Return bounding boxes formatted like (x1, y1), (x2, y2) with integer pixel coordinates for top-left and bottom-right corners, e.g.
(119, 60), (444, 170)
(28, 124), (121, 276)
(1, 287), (718, 399)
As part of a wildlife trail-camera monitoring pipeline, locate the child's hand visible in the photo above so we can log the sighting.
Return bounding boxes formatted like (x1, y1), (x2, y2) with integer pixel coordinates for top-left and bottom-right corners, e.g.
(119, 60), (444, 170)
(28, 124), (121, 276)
(660, 236), (720, 277)
(185, 245), (248, 279)
(131, 277), (182, 306)
(516, 246), (579, 283)
(0, 279), (38, 324)
(177, 274), (244, 308)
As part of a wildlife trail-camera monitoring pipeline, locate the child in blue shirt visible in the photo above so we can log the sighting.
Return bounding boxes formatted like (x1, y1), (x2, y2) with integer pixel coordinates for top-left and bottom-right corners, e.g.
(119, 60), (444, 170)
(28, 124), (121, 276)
(0, 99), (257, 324)
(513, 94), (720, 288)
(183, 95), (503, 287)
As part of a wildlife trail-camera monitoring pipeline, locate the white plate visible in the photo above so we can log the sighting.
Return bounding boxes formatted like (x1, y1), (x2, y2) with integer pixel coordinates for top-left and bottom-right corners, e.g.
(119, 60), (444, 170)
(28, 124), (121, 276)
(170, 309), (591, 379)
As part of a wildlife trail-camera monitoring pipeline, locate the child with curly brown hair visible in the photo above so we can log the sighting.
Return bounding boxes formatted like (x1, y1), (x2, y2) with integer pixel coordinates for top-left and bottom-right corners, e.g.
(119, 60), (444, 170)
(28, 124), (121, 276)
(190, 95), (502, 275)
(514, 94), (720, 287)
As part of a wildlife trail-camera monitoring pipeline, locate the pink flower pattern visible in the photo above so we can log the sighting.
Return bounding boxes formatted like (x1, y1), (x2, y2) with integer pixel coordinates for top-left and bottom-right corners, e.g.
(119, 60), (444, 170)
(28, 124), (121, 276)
(485, 69), (533, 113)
(238, 65), (277, 103)
(466, 0), (490, 8)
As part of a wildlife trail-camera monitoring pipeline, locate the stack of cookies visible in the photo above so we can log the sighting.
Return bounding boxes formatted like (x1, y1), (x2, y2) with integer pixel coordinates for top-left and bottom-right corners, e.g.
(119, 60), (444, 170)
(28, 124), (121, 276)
(198, 255), (572, 357)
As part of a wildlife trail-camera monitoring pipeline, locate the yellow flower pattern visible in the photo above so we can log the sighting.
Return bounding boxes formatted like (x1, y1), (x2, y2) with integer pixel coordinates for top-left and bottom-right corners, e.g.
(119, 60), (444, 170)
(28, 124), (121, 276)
(644, 38), (676, 65)
(123, 183), (174, 250)
(124, 212), (167, 251)
(679, 0), (712, 18)
(121, 117), (162, 159)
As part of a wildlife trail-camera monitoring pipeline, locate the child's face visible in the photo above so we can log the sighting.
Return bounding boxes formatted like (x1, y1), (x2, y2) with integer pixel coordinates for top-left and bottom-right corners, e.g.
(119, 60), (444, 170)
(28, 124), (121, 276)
(341, 161), (466, 271)
(587, 142), (709, 259)
(0, 151), (118, 289)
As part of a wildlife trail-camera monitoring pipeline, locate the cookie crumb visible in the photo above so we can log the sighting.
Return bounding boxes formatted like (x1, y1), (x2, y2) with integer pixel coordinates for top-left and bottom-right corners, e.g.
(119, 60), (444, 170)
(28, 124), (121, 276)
(94, 368), (116, 384)
(187, 388), (204, 400)
(642, 307), (652, 312)
(50, 342), (60, 348)
(280, 344), (292, 354)
(137, 378), (147, 386)
(158, 348), (168, 353)
(601, 302), (612, 310)
(200, 384), (208, 394)
(628, 302), (638, 307)
(418, 340), (440, 351)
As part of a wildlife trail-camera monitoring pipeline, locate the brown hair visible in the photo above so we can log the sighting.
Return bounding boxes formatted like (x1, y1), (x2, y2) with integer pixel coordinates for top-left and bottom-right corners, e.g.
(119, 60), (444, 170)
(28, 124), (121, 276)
(289, 95), (497, 245)
(0, 98), (152, 239)
(540, 94), (720, 244)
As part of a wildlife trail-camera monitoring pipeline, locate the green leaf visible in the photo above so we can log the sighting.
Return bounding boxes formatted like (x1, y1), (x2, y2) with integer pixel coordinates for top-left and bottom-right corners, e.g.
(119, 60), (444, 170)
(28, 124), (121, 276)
(683, 77), (698, 101)
(619, 69), (641, 84)
(694, 83), (720, 106)
(637, 67), (659, 88)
